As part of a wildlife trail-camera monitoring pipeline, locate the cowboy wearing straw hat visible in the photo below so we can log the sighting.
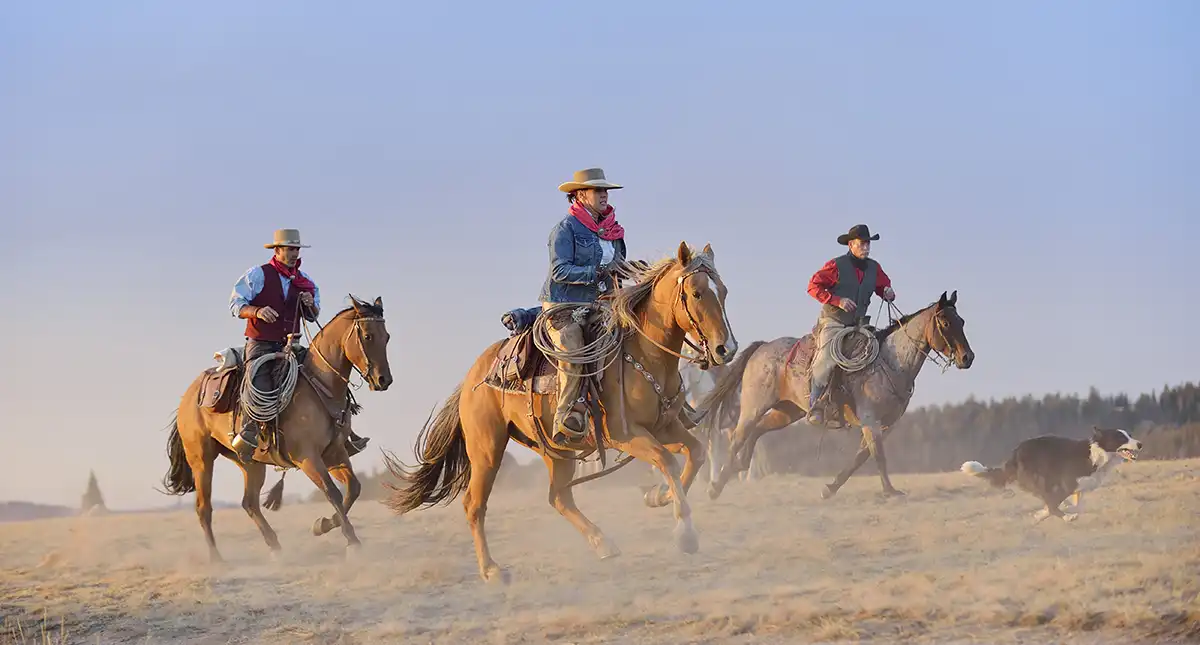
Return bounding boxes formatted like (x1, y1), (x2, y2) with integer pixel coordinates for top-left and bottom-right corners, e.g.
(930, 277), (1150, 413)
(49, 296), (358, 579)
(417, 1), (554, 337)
(804, 224), (897, 425)
(537, 168), (629, 442)
(228, 229), (368, 461)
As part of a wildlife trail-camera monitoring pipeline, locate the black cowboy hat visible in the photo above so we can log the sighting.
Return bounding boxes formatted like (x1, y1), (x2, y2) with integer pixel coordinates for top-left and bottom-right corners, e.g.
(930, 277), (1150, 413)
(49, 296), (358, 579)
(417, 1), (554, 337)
(837, 224), (880, 245)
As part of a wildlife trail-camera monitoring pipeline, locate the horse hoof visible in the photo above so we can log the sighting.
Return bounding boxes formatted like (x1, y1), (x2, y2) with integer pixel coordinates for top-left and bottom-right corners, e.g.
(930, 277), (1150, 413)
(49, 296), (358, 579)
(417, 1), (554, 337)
(592, 537), (621, 560)
(820, 484), (837, 500)
(643, 484), (670, 508)
(482, 566), (511, 585)
(884, 488), (907, 498)
(674, 523), (700, 555)
(1063, 513), (1079, 523)
(312, 518), (335, 536)
(706, 483), (722, 500)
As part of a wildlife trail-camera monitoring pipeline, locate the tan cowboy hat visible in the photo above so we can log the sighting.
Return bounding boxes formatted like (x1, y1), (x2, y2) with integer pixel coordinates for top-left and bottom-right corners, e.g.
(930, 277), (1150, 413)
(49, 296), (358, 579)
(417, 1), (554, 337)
(557, 167), (623, 193)
(264, 228), (311, 249)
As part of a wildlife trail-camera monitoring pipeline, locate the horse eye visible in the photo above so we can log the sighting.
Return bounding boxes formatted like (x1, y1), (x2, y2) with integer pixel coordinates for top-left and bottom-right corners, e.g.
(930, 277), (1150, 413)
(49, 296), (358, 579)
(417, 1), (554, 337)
(691, 291), (702, 299)
(364, 334), (373, 341)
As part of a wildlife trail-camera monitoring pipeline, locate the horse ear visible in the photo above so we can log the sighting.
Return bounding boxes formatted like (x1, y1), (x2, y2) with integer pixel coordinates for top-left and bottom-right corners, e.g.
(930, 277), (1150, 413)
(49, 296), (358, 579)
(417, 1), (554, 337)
(949, 290), (958, 305)
(677, 241), (692, 265)
(937, 291), (948, 307)
(702, 242), (714, 258)
(374, 296), (384, 311)
(348, 294), (364, 314)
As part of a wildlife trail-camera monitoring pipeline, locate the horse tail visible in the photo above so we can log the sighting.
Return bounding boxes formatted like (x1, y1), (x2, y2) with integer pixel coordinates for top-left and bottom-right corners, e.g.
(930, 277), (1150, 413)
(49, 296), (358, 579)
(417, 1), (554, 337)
(696, 340), (766, 438)
(161, 413), (196, 495)
(383, 385), (469, 514)
(960, 458), (1016, 489)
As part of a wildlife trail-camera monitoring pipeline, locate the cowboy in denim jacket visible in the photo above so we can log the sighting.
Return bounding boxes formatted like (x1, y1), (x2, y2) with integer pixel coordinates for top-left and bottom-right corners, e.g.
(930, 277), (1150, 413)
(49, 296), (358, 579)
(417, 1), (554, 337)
(538, 168), (627, 441)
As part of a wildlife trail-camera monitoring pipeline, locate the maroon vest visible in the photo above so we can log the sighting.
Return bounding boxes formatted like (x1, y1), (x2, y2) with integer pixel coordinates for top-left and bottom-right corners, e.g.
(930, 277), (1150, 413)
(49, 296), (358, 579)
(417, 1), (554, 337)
(244, 263), (302, 342)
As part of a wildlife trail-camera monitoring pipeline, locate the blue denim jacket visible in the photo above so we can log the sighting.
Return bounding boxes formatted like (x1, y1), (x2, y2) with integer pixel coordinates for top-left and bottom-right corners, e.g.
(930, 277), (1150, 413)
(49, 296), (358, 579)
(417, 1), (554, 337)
(538, 214), (628, 304)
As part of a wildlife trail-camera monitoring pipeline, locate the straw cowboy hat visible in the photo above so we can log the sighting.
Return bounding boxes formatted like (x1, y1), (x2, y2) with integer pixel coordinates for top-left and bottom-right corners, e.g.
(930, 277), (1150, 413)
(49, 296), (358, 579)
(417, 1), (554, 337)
(264, 228), (311, 249)
(557, 167), (623, 193)
(837, 224), (880, 245)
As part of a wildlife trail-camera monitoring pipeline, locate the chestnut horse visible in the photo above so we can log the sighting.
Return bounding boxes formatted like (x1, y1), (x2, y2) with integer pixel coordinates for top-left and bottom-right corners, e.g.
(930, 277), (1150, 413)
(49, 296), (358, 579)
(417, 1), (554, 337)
(384, 243), (737, 583)
(162, 296), (393, 560)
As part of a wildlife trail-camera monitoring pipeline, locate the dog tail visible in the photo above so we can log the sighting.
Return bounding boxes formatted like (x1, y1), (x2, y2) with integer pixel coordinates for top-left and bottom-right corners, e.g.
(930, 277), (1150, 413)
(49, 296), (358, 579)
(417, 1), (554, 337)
(960, 459), (1014, 488)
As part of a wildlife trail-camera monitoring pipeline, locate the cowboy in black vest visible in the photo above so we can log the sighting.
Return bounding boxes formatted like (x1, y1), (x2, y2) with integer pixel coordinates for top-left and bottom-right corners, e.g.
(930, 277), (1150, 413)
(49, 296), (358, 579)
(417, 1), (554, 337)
(804, 224), (896, 425)
(228, 229), (368, 461)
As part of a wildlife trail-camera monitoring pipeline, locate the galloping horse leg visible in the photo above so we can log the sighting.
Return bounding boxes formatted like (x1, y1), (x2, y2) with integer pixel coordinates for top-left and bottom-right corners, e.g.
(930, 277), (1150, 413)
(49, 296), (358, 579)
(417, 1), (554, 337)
(867, 425), (904, 496)
(645, 420), (705, 508)
(236, 460), (281, 552)
(186, 437), (222, 563)
(614, 426), (699, 554)
(545, 455), (620, 558)
(460, 415), (509, 584)
(711, 407), (793, 500)
(296, 450), (360, 551)
(821, 424), (903, 499)
(314, 457), (361, 537)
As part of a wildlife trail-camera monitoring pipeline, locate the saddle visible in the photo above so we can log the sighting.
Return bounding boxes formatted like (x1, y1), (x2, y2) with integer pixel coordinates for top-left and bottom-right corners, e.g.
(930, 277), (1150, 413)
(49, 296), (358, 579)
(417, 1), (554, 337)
(198, 344), (364, 463)
(786, 322), (883, 429)
(198, 347), (244, 414)
(481, 305), (608, 455)
(484, 326), (564, 395)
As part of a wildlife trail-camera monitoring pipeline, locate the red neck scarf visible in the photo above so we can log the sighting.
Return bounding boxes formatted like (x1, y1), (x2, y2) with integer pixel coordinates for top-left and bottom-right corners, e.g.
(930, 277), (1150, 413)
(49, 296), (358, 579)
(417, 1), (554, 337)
(569, 201), (625, 241)
(269, 256), (315, 293)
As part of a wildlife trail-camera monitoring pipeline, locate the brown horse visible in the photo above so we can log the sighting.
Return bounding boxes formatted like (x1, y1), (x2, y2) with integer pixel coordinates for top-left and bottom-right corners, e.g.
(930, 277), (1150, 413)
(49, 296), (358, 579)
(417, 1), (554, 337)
(162, 296), (393, 560)
(697, 291), (974, 500)
(383, 242), (737, 583)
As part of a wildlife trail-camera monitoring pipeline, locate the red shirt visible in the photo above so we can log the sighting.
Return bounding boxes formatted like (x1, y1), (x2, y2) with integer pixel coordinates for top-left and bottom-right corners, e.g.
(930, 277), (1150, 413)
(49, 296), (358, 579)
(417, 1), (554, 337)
(807, 257), (892, 305)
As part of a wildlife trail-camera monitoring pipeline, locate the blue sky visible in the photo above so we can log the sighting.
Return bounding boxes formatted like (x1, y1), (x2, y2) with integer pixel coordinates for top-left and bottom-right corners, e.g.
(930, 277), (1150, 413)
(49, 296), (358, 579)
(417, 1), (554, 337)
(1, 1), (1196, 507)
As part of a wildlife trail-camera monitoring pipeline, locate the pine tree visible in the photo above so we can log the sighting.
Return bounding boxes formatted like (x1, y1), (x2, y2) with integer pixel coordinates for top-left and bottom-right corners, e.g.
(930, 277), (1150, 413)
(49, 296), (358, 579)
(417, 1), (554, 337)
(80, 470), (107, 514)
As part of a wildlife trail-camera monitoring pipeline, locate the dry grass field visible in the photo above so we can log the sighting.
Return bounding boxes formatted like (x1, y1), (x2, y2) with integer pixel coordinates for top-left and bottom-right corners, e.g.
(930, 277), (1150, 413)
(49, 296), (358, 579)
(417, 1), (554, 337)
(2, 458), (1198, 644)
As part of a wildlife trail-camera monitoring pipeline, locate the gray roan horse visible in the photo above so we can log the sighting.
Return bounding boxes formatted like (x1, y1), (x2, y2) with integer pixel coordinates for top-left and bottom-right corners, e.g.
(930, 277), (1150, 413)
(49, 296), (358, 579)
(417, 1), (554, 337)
(696, 291), (974, 500)
(679, 359), (761, 483)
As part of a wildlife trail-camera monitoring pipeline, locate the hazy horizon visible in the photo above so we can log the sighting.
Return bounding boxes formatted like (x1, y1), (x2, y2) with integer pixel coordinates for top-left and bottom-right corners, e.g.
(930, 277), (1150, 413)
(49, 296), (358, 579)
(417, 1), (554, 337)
(2, 2), (1196, 508)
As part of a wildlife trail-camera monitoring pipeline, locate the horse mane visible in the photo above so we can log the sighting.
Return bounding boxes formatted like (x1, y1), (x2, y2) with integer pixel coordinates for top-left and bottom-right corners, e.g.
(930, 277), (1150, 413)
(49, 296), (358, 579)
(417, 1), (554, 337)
(876, 302), (936, 342)
(610, 251), (717, 331)
(330, 295), (384, 321)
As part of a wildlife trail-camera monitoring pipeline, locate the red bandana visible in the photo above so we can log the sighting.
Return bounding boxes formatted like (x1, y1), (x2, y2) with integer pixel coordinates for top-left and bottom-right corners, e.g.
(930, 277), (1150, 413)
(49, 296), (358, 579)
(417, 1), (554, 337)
(269, 256), (315, 293)
(569, 201), (625, 241)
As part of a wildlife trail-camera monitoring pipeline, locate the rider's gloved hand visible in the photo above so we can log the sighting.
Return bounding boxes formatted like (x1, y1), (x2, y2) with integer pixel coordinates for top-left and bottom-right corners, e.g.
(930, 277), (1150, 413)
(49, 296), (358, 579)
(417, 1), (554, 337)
(882, 286), (896, 302)
(837, 297), (857, 313)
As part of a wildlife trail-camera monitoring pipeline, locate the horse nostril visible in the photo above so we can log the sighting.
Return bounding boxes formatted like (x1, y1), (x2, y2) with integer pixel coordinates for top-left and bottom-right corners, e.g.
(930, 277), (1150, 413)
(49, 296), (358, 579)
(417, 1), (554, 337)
(715, 345), (728, 357)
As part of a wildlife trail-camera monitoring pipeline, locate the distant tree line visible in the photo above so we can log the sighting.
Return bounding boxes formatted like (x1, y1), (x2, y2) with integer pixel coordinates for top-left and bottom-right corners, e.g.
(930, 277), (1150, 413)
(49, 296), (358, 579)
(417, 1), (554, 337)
(321, 381), (1200, 502)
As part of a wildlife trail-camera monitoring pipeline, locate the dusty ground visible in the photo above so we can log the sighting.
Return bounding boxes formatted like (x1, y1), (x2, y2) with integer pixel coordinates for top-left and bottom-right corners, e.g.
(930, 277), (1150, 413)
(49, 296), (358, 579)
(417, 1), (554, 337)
(1, 458), (1198, 645)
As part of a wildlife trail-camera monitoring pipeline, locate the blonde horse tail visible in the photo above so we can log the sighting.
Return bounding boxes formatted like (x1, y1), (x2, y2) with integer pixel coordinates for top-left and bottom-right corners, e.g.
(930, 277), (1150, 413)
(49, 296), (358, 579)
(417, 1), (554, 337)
(162, 413), (196, 495)
(696, 340), (766, 438)
(383, 385), (469, 514)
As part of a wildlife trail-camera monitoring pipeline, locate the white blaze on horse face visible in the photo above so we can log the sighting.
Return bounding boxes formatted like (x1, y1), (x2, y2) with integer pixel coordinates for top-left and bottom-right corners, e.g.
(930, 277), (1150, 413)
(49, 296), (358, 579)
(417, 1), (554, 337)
(706, 275), (734, 342)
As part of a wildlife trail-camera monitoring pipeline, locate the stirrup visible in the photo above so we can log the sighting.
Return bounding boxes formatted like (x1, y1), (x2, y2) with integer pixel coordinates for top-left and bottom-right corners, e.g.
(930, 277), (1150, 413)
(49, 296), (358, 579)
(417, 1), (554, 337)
(231, 428), (259, 461)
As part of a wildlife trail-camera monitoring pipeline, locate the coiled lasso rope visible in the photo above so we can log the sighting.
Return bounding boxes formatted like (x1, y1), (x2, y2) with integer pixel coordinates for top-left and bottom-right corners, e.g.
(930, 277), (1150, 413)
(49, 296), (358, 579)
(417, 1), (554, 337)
(239, 351), (301, 423)
(829, 325), (879, 373)
(531, 302), (625, 378)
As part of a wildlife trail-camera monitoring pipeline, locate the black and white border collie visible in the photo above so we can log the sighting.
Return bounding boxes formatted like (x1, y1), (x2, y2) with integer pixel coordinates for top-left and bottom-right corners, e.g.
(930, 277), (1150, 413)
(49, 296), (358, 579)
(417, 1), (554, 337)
(960, 426), (1143, 523)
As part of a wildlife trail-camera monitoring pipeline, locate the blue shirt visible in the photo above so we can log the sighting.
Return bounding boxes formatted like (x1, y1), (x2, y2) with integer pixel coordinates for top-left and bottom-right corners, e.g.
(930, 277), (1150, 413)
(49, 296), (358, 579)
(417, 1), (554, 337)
(229, 265), (321, 318)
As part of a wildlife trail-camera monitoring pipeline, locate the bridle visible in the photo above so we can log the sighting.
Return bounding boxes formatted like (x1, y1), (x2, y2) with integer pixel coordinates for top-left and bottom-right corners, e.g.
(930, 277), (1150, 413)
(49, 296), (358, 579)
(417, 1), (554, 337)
(303, 312), (387, 388)
(628, 265), (725, 370)
(888, 301), (958, 373)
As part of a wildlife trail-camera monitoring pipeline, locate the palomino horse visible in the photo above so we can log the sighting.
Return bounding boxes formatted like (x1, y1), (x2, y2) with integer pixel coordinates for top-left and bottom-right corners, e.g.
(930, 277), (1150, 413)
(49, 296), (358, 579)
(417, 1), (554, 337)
(383, 243), (737, 583)
(162, 296), (393, 560)
(697, 291), (974, 500)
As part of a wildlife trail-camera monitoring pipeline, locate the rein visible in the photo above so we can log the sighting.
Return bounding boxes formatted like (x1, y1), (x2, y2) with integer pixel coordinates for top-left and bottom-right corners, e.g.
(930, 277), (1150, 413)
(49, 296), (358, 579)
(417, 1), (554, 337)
(625, 266), (720, 369)
(301, 308), (386, 398)
(887, 301), (955, 373)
